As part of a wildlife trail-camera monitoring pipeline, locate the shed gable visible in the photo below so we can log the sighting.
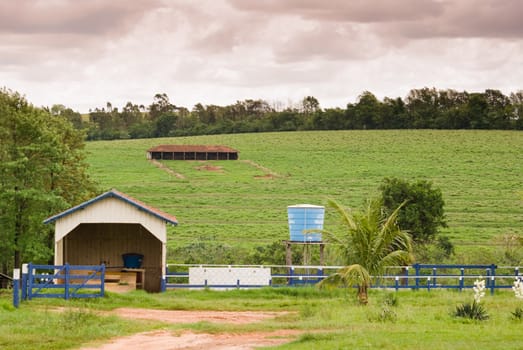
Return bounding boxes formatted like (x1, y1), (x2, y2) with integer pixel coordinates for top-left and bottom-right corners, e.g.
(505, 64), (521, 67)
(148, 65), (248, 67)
(45, 189), (177, 244)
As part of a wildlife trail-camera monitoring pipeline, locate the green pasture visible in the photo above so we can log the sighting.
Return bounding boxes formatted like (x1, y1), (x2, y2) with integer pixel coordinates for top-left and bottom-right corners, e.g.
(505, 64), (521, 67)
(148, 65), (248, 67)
(85, 130), (523, 263)
(2, 288), (523, 349)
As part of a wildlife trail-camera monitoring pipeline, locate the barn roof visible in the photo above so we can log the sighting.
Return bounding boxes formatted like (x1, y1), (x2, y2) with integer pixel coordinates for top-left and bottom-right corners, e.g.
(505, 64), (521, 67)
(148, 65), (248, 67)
(147, 145), (238, 153)
(44, 189), (178, 226)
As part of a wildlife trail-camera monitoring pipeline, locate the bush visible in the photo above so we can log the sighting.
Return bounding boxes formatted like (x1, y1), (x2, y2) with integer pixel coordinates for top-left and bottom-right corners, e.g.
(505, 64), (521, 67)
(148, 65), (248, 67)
(382, 293), (399, 307)
(453, 301), (489, 321)
(511, 307), (523, 321)
(379, 178), (447, 245)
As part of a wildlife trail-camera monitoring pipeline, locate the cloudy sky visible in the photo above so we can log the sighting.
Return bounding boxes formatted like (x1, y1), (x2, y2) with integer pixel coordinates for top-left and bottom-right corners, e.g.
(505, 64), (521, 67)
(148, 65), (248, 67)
(1, 0), (522, 112)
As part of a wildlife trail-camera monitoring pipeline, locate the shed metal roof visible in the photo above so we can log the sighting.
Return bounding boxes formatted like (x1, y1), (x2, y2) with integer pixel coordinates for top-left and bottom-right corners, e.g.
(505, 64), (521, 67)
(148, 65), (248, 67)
(147, 145), (238, 153)
(43, 189), (178, 226)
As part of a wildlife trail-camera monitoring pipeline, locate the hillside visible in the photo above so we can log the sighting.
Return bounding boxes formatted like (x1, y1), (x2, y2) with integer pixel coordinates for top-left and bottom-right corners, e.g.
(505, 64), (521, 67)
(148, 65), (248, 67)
(85, 130), (523, 263)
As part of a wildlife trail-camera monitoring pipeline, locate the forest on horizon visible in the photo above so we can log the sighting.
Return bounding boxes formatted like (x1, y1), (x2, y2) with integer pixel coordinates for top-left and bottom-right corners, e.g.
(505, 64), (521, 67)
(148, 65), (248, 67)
(48, 87), (523, 140)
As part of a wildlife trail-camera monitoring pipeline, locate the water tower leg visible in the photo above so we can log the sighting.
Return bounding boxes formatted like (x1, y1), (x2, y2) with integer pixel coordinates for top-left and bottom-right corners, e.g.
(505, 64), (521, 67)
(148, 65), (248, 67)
(285, 242), (292, 285)
(285, 241), (292, 266)
(320, 243), (325, 266)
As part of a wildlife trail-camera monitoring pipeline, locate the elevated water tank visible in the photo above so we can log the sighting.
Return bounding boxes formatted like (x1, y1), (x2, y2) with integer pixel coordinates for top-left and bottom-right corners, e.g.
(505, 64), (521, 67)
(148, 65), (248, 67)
(287, 204), (324, 242)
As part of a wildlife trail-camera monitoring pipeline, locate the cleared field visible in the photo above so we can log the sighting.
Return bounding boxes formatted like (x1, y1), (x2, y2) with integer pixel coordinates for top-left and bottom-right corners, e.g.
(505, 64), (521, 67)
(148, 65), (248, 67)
(85, 130), (523, 262)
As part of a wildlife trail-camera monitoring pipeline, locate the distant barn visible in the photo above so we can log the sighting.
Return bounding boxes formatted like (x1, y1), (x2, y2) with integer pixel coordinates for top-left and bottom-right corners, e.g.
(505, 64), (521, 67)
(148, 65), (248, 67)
(147, 145), (239, 161)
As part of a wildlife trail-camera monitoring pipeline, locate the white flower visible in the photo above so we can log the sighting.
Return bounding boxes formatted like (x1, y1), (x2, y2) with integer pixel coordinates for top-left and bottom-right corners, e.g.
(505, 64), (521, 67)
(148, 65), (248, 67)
(473, 278), (486, 303)
(513, 278), (523, 299)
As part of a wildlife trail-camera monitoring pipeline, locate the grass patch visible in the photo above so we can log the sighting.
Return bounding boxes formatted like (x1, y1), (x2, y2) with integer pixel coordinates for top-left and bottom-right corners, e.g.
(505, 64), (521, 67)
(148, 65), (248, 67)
(0, 303), (162, 350)
(85, 130), (523, 263)
(2, 288), (523, 349)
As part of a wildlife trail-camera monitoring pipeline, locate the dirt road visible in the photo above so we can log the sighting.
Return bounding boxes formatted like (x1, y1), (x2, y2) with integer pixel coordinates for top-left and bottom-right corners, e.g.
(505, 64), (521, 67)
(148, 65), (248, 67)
(79, 308), (300, 350)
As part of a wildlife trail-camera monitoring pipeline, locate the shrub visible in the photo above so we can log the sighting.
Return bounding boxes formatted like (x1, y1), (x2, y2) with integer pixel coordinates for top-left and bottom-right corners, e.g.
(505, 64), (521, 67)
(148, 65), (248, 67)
(382, 293), (399, 307)
(511, 307), (523, 321)
(453, 301), (489, 321)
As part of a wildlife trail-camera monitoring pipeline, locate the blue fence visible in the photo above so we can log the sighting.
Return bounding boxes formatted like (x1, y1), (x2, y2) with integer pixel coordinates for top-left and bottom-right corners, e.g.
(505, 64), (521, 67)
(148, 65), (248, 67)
(22, 263), (105, 301)
(164, 263), (521, 293)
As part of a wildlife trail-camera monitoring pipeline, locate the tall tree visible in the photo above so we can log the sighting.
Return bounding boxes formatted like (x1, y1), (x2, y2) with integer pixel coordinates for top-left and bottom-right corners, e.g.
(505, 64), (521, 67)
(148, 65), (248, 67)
(50, 104), (84, 129)
(484, 89), (512, 129)
(0, 88), (97, 271)
(405, 87), (440, 128)
(148, 93), (176, 121)
(319, 199), (413, 304)
(509, 91), (523, 129)
(379, 178), (446, 245)
(121, 102), (144, 128)
(352, 91), (382, 129)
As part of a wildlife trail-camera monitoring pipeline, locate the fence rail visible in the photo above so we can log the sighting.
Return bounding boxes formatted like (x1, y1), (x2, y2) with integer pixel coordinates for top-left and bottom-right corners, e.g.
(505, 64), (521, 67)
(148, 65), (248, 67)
(164, 263), (522, 293)
(23, 263), (105, 300)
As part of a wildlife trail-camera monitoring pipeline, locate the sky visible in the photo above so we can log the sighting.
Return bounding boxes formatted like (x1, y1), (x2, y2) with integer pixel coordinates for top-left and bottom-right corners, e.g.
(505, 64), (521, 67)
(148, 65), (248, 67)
(1, 0), (522, 112)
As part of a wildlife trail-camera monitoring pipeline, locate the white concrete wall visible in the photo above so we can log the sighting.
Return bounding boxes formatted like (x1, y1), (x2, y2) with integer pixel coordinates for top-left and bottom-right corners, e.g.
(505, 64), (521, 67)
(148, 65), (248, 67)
(189, 267), (271, 286)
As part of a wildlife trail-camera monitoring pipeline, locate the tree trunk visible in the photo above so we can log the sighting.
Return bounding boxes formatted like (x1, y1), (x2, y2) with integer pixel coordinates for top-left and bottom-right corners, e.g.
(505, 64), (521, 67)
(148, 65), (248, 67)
(13, 193), (25, 269)
(358, 285), (369, 305)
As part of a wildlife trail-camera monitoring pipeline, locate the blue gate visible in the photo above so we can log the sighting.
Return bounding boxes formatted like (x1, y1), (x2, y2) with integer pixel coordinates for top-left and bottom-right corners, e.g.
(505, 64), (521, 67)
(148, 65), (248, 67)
(23, 263), (105, 300)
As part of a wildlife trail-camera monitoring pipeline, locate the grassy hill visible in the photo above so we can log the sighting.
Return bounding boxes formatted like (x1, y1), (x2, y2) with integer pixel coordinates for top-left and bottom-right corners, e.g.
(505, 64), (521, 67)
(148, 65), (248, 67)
(85, 130), (523, 263)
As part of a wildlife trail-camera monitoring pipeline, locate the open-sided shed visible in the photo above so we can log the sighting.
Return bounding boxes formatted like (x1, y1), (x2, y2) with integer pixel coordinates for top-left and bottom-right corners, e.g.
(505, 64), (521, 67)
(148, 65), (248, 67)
(44, 189), (178, 292)
(147, 145), (239, 160)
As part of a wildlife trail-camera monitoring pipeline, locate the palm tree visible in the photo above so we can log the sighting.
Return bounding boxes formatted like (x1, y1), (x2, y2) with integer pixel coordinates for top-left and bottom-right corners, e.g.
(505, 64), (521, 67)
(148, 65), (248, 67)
(318, 198), (414, 304)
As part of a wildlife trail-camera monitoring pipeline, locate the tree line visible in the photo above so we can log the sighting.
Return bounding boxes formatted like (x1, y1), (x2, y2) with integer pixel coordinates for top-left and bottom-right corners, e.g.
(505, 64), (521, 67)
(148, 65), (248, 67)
(52, 88), (523, 140)
(0, 88), (97, 274)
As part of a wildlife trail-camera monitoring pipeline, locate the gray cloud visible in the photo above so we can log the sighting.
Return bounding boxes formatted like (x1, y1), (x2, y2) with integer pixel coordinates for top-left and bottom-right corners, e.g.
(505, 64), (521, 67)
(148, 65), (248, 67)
(227, 0), (444, 22)
(384, 0), (523, 39)
(273, 23), (381, 62)
(0, 0), (521, 112)
(0, 0), (161, 35)
(0, 0), (165, 80)
(227, 0), (523, 39)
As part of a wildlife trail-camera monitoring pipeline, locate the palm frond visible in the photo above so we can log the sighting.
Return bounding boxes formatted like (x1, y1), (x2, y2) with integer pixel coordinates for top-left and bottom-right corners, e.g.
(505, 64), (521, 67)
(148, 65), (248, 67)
(327, 199), (357, 231)
(318, 264), (371, 290)
(321, 197), (414, 303)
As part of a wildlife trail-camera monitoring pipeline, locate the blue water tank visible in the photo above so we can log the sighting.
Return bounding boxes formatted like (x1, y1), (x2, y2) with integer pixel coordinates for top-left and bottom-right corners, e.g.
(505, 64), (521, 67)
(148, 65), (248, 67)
(287, 204), (324, 242)
(122, 253), (144, 268)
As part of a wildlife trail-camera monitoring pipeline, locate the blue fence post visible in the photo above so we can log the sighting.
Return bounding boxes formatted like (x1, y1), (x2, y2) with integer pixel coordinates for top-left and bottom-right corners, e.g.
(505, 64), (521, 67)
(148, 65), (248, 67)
(100, 264), (105, 297)
(404, 266), (409, 288)
(414, 264), (420, 290)
(459, 268), (464, 292)
(490, 264), (496, 295)
(289, 267), (294, 286)
(395, 276), (399, 291)
(64, 263), (70, 300)
(427, 277), (431, 292)
(236, 279), (240, 289)
(13, 268), (20, 308)
(27, 263), (33, 300)
(21, 264), (28, 301)
(515, 267), (520, 279)
(162, 265), (169, 292)
(432, 268), (437, 287)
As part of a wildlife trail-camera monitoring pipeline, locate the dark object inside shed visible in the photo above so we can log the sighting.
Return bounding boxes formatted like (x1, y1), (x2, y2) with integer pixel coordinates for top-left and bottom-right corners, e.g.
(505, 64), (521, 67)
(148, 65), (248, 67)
(122, 253), (144, 269)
